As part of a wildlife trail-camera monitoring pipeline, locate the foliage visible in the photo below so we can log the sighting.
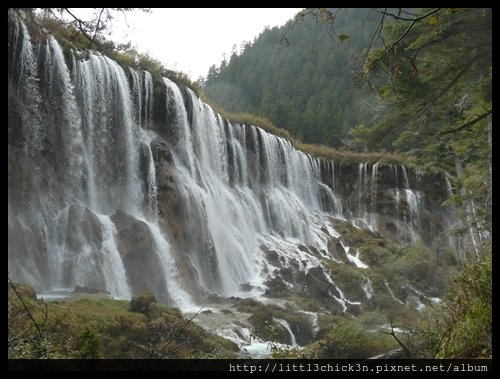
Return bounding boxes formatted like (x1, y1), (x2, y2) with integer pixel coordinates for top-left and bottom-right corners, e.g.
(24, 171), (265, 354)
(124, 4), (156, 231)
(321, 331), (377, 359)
(395, 251), (491, 358)
(352, 8), (491, 162)
(203, 9), (382, 148)
(384, 240), (439, 289)
(7, 284), (238, 359)
(439, 252), (491, 357)
(37, 8), (150, 47)
(306, 319), (396, 358)
(129, 292), (157, 316)
(351, 8), (492, 260)
(76, 326), (101, 358)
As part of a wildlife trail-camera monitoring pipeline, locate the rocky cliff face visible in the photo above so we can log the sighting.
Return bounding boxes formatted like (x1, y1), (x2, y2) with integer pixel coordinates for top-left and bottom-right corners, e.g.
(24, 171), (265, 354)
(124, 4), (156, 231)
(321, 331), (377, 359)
(8, 10), (457, 330)
(319, 161), (452, 245)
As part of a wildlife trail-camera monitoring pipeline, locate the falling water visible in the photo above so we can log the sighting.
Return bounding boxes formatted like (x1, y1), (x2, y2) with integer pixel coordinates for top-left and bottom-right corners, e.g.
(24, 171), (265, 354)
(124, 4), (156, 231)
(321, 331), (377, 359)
(362, 276), (373, 300)
(8, 13), (454, 312)
(393, 165), (400, 220)
(277, 319), (298, 346)
(96, 214), (131, 299)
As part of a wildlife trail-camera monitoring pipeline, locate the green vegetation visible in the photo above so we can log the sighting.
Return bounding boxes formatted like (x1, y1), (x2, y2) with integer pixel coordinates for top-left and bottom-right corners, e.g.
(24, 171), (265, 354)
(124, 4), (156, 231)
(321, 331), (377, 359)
(7, 285), (238, 359)
(351, 8), (491, 261)
(389, 252), (491, 358)
(203, 9), (380, 147)
(236, 299), (314, 345)
(308, 318), (397, 358)
(9, 8), (491, 360)
(76, 326), (101, 358)
(129, 291), (157, 315)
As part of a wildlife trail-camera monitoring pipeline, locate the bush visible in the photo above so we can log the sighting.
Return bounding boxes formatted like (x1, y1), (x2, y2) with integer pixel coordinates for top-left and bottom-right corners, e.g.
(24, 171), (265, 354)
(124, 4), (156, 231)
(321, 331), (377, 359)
(129, 292), (157, 316)
(399, 250), (491, 358)
(439, 253), (491, 358)
(312, 319), (396, 358)
(76, 326), (101, 358)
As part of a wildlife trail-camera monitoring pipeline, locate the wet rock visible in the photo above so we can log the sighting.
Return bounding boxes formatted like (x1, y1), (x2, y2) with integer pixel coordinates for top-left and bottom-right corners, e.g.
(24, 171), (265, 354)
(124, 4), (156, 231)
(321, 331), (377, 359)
(305, 267), (330, 302)
(264, 277), (290, 297)
(239, 283), (253, 292)
(263, 248), (280, 267)
(150, 138), (181, 221)
(327, 237), (348, 262)
(73, 285), (110, 294)
(64, 204), (106, 289)
(111, 209), (169, 302)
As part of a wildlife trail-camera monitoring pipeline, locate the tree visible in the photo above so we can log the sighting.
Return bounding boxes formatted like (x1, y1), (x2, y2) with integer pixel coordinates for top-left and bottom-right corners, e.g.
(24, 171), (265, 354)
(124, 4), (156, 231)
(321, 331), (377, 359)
(389, 252), (491, 358)
(350, 8), (491, 259)
(36, 8), (150, 49)
(76, 326), (101, 359)
(203, 8), (380, 148)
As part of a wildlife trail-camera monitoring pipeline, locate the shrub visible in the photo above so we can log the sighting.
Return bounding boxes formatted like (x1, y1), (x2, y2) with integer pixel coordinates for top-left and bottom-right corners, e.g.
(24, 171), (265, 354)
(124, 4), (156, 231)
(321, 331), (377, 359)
(311, 318), (396, 359)
(76, 326), (101, 358)
(129, 292), (157, 316)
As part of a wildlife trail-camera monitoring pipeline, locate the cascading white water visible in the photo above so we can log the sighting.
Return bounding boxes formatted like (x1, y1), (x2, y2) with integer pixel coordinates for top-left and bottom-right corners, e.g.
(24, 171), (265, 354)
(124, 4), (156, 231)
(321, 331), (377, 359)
(401, 165), (410, 189)
(362, 276), (373, 300)
(400, 165), (422, 242)
(8, 17), (195, 307)
(369, 162), (380, 230)
(8, 13), (453, 313)
(405, 189), (420, 242)
(96, 214), (131, 299)
(393, 164), (400, 220)
(356, 162), (368, 228)
(143, 219), (196, 310)
(384, 279), (404, 305)
(277, 319), (298, 346)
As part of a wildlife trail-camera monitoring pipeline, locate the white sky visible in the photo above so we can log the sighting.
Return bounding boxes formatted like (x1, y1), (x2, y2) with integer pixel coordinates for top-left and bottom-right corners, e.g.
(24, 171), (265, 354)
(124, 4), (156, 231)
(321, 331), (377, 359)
(78, 8), (302, 80)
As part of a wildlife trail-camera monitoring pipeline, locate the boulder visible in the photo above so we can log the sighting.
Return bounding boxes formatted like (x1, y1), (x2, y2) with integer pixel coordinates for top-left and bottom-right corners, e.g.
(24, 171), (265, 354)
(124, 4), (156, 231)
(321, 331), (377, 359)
(111, 209), (169, 302)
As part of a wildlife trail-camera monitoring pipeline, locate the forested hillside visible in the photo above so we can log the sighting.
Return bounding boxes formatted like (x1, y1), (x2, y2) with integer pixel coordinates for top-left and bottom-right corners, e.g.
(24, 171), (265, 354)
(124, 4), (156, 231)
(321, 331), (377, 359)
(203, 8), (381, 146)
(8, 8), (491, 362)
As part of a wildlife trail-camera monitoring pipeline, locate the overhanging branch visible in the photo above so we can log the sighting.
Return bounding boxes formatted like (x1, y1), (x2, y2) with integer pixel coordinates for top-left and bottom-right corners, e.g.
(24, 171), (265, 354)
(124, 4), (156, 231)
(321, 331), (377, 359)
(433, 110), (491, 136)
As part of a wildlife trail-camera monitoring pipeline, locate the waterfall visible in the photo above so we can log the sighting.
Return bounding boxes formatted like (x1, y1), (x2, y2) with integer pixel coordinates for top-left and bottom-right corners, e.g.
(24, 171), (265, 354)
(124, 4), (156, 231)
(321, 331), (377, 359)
(277, 319), (298, 346)
(401, 165), (410, 189)
(384, 280), (404, 305)
(356, 162), (368, 228)
(143, 219), (196, 310)
(393, 165), (400, 220)
(405, 189), (421, 242)
(362, 276), (373, 300)
(400, 166), (422, 242)
(8, 13), (454, 311)
(96, 215), (131, 299)
(369, 162), (380, 231)
(341, 241), (369, 269)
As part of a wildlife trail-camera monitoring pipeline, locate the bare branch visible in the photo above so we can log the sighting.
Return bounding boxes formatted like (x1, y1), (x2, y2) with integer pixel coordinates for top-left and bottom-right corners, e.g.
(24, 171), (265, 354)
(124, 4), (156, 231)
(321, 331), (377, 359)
(92, 8), (106, 42)
(388, 321), (410, 356)
(380, 8), (442, 22)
